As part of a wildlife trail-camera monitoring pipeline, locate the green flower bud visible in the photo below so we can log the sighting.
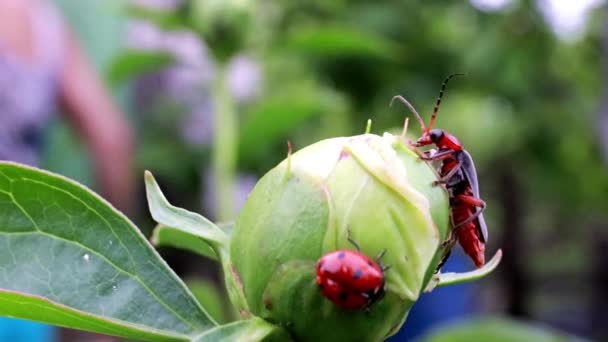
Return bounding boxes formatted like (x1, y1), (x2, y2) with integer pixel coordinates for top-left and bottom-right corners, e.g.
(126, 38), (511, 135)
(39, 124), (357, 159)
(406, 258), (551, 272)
(230, 132), (450, 341)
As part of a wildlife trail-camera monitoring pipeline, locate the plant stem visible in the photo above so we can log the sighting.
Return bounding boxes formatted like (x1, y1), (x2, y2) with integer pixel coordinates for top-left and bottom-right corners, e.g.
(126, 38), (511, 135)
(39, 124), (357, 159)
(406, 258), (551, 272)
(212, 68), (237, 221)
(218, 248), (251, 318)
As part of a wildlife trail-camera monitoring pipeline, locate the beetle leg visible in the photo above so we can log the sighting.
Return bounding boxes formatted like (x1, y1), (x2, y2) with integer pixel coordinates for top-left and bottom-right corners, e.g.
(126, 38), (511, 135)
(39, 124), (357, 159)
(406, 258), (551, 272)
(452, 195), (486, 228)
(435, 224), (457, 272)
(432, 160), (462, 186)
(419, 149), (456, 161)
(441, 228), (457, 247)
(435, 248), (452, 272)
(455, 194), (486, 208)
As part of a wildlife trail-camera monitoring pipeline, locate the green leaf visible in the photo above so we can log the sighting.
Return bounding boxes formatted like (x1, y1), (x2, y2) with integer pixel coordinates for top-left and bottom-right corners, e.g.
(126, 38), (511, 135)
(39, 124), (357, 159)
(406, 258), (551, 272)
(145, 172), (250, 316)
(420, 317), (581, 342)
(152, 222), (234, 261)
(108, 50), (174, 87)
(152, 225), (218, 261)
(144, 171), (229, 250)
(186, 278), (235, 324)
(125, 4), (187, 30)
(432, 250), (503, 289)
(285, 24), (397, 59)
(0, 289), (185, 341)
(192, 318), (290, 342)
(239, 84), (347, 165)
(0, 162), (215, 339)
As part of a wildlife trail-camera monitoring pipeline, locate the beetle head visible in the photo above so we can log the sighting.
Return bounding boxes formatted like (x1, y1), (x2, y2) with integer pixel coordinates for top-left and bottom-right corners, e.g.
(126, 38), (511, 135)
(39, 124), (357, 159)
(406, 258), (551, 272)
(415, 129), (443, 147)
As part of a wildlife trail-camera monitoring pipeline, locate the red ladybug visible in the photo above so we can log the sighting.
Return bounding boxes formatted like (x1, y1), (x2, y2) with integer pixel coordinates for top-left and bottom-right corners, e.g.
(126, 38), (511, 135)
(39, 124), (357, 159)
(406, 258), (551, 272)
(316, 249), (385, 310)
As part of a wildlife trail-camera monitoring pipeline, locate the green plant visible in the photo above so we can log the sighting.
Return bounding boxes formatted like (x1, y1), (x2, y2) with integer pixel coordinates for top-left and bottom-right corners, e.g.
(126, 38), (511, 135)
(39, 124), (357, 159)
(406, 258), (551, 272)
(0, 125), (501, 341)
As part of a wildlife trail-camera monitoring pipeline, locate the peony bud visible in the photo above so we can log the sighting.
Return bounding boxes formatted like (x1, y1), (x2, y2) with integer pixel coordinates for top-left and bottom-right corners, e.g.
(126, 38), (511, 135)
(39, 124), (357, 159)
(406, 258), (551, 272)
(230, 132), (450, 341)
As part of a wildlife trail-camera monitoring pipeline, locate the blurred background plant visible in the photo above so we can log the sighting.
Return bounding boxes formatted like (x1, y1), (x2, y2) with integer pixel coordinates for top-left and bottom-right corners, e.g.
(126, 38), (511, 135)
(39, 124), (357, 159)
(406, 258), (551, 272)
(30, 0), (608, 340)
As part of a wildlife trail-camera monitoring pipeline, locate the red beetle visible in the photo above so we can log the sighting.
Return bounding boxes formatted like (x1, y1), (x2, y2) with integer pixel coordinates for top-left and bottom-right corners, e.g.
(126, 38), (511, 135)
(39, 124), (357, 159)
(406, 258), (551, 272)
(392, 74), (488, 268)
(316, 238), (386, 310)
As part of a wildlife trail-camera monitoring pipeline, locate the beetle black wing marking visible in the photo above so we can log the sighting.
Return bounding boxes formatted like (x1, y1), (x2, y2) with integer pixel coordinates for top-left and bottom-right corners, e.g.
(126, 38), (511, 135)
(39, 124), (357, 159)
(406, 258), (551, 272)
(459, 150), (488, 243)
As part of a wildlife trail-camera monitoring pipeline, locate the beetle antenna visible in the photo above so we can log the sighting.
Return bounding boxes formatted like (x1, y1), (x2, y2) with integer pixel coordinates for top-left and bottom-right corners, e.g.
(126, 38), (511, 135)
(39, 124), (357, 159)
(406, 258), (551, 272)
(428, 73), (464, 131)
(400, 117), (409, 141)
(346, 227), (361, 251)
(390, 95), (426, 132)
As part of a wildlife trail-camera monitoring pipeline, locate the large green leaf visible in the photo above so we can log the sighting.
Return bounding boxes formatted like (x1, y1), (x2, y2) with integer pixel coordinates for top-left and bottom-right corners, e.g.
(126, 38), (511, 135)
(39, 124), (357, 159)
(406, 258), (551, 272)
(0, 289), (184, 341)
(0, 162), (215, 340)
(192, 318), (290, 342)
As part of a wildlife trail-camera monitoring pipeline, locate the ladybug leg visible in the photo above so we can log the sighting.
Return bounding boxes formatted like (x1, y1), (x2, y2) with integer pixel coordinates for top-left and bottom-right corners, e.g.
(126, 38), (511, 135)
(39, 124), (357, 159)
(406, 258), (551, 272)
(375, 249), (387, 261)
(452, 195), (486, 228)
(346, 226), (361, 251)
(375, 249), (392, 272)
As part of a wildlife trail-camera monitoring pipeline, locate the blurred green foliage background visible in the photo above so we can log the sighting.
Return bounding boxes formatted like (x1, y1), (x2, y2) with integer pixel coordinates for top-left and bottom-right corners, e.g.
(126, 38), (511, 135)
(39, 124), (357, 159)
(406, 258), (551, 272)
(43, 0), (608, 340)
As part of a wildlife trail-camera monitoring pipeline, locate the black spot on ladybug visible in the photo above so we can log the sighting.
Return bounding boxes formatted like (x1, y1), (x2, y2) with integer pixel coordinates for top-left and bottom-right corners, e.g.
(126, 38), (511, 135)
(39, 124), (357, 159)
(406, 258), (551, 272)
(338, 252), (346, 259)
(353, 268), (363, 279)
(339, 292), (348, 301)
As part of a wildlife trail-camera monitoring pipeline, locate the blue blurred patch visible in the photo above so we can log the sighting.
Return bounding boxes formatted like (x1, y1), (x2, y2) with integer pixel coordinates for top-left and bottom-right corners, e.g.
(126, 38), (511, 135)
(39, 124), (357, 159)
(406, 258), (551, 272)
(0, 318), (55, 342)
(389, 248), (479, 341)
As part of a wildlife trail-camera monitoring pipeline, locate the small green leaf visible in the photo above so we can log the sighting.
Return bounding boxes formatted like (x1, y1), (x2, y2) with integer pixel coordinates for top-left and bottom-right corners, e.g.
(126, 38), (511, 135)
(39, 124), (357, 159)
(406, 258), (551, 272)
(0, 162), (215, 338)
(152, 222), (234, 260)
(144, 172), (249, 315)
(108, 50), (174, 87)
(152, 224), (218, 261)
(192, 318), (290, 342)
(434, 250), (502, 289)
(145, 171), (229, 250)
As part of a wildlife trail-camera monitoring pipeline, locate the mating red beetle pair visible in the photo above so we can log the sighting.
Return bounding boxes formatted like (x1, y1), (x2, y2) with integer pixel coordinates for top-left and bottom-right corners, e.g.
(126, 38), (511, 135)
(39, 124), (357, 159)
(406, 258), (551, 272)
(316, 74), (488, 310)
(391, 73), (488, 269)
